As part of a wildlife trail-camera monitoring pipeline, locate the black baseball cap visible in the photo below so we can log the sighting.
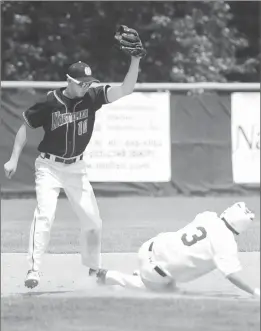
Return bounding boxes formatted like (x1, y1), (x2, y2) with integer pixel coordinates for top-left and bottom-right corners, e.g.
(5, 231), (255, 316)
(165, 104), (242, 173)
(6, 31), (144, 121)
(67, 61), (100, 83)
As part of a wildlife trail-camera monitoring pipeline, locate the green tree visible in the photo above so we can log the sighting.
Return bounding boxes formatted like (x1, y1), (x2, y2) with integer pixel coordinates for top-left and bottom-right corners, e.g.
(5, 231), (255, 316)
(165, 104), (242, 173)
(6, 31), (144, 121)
(226, 1), (260, 82)
(1, 1), (259, 82)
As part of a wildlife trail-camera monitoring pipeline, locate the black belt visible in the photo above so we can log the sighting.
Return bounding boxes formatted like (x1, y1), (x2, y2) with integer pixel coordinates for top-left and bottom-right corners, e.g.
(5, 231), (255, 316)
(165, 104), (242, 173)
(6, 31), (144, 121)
(43, 153), (83, 165)
(148, 241), (168, 278)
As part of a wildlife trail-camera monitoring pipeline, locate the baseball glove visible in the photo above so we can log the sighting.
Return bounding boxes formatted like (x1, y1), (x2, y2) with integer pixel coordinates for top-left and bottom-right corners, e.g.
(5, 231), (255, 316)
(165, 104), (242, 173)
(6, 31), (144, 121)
(114, 25), (146, 58)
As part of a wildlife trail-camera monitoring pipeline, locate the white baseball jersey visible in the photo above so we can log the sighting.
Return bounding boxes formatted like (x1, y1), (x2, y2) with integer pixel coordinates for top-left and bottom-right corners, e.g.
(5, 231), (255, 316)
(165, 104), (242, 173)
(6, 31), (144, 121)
(152, 211), (242, 282)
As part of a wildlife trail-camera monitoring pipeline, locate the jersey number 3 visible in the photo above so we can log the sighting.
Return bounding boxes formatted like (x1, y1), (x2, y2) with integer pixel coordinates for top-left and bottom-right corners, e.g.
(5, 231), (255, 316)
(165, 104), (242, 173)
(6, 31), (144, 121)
(181, 227), (207, 246)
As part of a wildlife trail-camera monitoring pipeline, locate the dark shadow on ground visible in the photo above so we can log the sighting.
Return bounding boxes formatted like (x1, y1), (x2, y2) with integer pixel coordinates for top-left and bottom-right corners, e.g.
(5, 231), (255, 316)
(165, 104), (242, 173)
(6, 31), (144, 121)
(21, 290), (73, 297)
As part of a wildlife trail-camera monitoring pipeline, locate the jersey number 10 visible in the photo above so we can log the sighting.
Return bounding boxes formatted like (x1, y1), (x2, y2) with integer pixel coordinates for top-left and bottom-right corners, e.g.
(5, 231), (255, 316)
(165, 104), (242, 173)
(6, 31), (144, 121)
(78, 119), (88, 136)
(181, 227), (207, 246)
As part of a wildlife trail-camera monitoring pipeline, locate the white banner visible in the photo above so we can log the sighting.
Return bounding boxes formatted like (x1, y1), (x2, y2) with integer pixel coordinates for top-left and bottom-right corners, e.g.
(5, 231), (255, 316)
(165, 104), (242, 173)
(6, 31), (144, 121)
(84, 92), (171, 182)
(231, 92), (260, 184)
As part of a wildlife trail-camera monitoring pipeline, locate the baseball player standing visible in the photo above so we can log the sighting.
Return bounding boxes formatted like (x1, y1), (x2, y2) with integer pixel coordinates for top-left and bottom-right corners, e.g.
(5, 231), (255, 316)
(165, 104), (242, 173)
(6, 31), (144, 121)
(96, 202), (260, 299)
(4, 25), (146, 289)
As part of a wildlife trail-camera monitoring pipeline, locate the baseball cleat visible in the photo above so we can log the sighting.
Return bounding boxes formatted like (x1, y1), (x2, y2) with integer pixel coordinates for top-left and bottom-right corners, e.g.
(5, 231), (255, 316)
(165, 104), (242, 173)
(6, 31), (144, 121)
(89, 268), (98, 277)
(24, 270), (40, 289)
(96, 268), (108, 285)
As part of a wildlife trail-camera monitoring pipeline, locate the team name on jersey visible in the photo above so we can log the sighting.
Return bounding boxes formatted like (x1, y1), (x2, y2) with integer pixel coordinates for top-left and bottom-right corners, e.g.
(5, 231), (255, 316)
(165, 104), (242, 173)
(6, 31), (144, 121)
(51, 109), (88, 131)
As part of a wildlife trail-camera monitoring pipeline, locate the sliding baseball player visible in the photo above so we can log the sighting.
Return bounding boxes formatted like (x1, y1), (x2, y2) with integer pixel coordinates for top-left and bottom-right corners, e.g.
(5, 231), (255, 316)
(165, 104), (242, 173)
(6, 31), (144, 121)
(96, 202), (260, 299)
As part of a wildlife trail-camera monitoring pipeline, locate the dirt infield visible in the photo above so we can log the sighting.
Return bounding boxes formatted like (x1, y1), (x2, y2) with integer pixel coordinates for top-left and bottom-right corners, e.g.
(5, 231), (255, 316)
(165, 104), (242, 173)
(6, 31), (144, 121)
(1, 197), (260, 331)
(1, 252), (260, 299)
(1, 252), (260, 331)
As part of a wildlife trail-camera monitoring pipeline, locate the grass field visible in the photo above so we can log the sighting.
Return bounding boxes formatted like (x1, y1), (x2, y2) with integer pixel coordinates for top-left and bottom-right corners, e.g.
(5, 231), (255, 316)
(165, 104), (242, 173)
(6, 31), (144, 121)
(1, 196), (260, 331)
(1, 196), (260, 253)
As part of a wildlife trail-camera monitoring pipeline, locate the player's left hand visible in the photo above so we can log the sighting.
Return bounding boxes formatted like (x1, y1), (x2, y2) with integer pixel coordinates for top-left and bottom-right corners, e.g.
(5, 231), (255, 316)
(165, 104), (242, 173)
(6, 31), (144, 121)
(114, 25), (146, 58)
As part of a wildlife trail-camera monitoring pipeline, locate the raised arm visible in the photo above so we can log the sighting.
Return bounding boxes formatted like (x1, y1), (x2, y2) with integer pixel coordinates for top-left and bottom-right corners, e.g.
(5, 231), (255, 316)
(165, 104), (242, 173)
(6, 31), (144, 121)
(106, 25), (146, 103)
(106, 56), (140, 103)
(4, 123), (28, 179)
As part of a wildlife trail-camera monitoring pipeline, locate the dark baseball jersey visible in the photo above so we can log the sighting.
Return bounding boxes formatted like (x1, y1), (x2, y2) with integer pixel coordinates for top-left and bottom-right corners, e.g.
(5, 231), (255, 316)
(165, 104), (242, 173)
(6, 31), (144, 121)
(23, 85), (110, 158)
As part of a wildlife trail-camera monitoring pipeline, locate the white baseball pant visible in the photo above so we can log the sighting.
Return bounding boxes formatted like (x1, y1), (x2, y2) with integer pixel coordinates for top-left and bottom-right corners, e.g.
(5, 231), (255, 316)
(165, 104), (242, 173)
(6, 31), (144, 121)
(105, 239), (175, 291)
(27, 154), (102, 271)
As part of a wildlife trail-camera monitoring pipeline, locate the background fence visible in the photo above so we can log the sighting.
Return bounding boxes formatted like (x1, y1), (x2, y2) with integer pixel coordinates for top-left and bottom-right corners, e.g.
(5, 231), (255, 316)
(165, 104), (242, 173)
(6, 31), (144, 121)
(1, 82), (260, 197)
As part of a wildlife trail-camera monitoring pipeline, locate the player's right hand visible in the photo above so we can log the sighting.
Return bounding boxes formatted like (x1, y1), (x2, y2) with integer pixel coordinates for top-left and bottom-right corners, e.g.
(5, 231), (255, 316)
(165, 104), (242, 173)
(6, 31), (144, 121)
(4, 159), (17, 179)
